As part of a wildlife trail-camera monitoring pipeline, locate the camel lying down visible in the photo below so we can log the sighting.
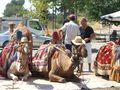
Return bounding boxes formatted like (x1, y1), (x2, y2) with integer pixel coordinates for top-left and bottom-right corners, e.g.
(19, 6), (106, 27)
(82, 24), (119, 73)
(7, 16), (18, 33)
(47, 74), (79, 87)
(32, 44), (87, 83)
(0, 41), (30, 81)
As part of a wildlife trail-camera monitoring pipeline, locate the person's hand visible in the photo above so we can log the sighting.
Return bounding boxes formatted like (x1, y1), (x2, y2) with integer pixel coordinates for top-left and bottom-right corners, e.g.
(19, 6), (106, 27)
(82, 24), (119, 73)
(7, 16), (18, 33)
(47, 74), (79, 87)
(84, 38), (90, 42)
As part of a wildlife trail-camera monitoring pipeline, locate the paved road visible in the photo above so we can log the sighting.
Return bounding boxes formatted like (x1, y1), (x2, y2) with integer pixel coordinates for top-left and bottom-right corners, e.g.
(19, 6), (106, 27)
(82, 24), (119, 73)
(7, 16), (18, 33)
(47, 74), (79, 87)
(0, 42), (120, 90)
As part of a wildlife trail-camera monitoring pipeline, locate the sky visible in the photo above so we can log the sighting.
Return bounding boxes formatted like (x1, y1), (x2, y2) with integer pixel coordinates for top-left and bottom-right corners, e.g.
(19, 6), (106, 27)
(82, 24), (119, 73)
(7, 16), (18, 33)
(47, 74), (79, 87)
(0, 0), (31, 17)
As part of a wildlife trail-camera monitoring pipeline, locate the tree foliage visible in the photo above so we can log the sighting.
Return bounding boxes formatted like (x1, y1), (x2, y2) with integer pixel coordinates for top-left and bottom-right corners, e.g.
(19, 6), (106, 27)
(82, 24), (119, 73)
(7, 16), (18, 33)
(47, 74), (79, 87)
(29, 0), (120, 22)
(3, 0), (25, 17)
(29, 0), (49, 25)
(85, 0), (120, 20)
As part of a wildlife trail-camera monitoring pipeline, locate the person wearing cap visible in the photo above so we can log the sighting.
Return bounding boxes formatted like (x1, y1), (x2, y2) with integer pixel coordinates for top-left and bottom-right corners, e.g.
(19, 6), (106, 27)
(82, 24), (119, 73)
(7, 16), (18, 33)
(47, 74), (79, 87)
(59, 14), (80, 51)
(79, 17), (96, 72)
(8, 22), (16, 40)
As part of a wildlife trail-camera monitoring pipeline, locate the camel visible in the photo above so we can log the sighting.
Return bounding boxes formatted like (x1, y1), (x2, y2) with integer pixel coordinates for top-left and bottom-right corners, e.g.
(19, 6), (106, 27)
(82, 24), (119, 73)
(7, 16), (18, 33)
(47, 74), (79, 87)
(7, 43), (30, 81)
(94, 41), (120, 82)
(0, 37), (30, 81)
(32, 44), (87, 83)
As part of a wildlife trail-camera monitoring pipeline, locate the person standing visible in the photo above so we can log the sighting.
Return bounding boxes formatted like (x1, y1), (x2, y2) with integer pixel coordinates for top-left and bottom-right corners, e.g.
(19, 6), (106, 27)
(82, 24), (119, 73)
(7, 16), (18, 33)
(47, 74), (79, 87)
(110, 30), (118, 41)
(79, 17), (96, 72)
(59, 14), (80, 51)
(8, 22), (16, 40)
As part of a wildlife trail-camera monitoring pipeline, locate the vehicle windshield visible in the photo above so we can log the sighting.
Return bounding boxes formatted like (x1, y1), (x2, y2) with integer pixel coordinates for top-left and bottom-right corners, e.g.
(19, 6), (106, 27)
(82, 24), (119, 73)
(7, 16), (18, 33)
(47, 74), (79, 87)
(29, 21), (42, 30)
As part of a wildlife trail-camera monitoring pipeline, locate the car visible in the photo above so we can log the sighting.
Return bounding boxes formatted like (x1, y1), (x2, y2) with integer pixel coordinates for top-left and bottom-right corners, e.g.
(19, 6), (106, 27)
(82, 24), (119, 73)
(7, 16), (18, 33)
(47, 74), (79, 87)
(0, 30), (51, 48)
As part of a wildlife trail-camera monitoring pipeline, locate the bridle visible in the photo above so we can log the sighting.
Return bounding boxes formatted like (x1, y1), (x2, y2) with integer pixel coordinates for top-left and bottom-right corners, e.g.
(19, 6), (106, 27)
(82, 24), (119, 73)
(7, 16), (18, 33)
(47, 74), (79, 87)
(16, 43), (29, 64)
(71, 44), (84, 67)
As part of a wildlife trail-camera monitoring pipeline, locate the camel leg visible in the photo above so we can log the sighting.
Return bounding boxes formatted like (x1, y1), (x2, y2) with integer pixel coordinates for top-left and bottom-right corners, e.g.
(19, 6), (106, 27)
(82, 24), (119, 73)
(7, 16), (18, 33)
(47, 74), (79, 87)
(7, 63), (19, 81)
(22, 68), (30, 81)
(49, 58), (66, 83)
(49, 71), (66, 83)
(7, 71), (19, 81)
(22, 74), (29, 81)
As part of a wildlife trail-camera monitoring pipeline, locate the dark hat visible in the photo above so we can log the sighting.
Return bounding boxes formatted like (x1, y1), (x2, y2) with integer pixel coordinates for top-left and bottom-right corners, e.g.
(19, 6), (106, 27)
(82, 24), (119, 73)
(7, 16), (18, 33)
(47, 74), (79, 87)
(68, 14), (76, 21)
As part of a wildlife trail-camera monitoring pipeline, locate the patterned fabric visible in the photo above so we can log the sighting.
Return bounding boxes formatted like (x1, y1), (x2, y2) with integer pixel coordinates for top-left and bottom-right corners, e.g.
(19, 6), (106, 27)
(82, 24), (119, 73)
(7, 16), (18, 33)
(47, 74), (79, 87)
(32, 44), (65, 72)
(109, 45), (120, 82)
(0, 41), (16, 76)
(94, 41), (116, 75)
(32, 44), (50, 72)
(0, 41), (19, 76)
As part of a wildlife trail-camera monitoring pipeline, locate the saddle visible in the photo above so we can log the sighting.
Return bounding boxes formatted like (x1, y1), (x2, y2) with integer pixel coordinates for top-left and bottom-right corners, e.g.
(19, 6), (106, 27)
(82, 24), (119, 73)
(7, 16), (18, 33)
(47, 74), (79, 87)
(0, 41), (17, 76)
(32, 44), (52, 72)
(32, 44), (65, 72)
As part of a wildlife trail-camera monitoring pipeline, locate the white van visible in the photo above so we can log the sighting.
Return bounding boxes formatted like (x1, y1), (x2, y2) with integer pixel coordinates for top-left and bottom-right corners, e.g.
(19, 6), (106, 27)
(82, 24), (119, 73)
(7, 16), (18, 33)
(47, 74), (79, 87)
(0, 17), (44, 36)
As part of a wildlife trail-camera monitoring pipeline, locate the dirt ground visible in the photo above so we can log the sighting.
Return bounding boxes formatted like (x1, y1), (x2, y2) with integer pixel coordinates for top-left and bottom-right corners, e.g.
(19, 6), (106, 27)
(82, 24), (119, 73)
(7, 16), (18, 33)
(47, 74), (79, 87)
(0, 43), (120, 90)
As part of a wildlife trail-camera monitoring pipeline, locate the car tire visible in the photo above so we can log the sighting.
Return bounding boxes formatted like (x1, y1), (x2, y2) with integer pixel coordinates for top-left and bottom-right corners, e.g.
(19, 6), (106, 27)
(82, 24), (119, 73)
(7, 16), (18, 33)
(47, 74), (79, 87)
(2, 40), (9, 48)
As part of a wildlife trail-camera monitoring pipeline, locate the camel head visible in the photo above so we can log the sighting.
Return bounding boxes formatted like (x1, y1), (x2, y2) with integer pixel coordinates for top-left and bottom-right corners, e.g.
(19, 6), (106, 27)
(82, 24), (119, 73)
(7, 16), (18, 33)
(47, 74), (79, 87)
(71, 44), (87, 66)
(77, 44), (87, 58)
(16, 43), (29, 65)
(72, 44), (87, 58)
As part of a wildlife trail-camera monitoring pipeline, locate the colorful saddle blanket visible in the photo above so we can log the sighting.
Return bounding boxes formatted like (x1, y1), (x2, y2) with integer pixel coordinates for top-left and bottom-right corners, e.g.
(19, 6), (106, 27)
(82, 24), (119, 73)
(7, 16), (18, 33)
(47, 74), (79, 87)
(0, 41), (17, 76)
(32, 44), (51, 72)
(94, 41), (116, 75)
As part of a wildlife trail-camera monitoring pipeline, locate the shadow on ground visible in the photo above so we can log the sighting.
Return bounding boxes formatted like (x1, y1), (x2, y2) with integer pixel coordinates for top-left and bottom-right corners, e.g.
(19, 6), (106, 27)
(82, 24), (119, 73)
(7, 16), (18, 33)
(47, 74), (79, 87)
(92, 87), (120, 90)
(27, 77), (54, 90)
(27, 76), (91, 90)
(73, 82), (91, 90)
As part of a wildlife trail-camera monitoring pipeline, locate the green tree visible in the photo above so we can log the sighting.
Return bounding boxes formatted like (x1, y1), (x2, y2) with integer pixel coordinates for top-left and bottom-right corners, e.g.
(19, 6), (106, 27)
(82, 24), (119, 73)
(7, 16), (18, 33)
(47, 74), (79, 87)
(29, 0), (49, 25)
(85, 0), (120, 20)
(3, 0), (25, 17)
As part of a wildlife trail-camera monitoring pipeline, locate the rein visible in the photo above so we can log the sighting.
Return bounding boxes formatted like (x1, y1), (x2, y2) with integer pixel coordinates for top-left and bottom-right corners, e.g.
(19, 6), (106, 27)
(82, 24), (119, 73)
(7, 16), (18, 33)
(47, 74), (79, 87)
(51, 45), (67, 54)
(15, 44), (29, 73)
(77, 45), (83, 56)
(71, 45), (83, 67)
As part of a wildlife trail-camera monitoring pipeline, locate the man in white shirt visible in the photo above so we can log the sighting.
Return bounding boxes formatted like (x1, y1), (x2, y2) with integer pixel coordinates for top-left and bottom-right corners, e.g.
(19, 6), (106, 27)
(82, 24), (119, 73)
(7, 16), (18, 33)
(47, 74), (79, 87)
(59, 14), (80, 51)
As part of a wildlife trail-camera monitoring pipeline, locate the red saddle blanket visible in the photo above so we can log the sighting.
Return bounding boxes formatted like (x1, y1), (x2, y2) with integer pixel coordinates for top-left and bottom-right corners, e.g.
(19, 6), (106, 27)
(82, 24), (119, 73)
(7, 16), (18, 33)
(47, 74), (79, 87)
(0, 41), (15, 76)
(94, 41), (116, 75)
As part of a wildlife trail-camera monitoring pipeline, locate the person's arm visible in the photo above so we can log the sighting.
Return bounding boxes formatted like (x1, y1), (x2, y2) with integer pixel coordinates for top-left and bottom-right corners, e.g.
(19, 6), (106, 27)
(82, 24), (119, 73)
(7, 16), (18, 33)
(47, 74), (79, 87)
(84, 33), (96, 42)
(90, 33), (96, 39)
(58, 24), (67, 39)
